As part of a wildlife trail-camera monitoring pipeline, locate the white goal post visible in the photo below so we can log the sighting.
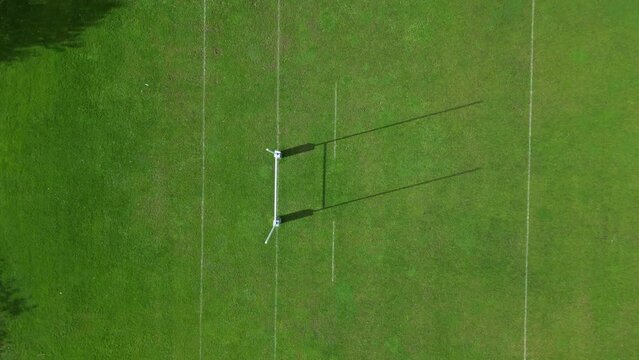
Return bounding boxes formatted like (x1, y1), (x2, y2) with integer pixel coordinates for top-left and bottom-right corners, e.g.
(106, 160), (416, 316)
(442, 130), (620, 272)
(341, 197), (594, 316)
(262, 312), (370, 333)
(264, 149), (282, 244)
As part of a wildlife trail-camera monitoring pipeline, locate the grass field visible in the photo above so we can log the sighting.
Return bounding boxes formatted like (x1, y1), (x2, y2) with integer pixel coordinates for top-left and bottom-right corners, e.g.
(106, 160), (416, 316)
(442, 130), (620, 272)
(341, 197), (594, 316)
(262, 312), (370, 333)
(1, 0), (638, 359)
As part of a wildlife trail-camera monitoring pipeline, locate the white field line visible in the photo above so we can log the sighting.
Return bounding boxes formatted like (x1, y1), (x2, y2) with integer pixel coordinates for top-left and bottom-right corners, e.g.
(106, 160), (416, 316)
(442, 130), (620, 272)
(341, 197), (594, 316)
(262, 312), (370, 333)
(332, 84), (337, 283)
(273, 1), (281, 359)
(276, 0), (281, 149)
(198, 0), (207, 358)
(523, 0), (536, 359)
(273, 229), (279, 360)
(331, 220), (336, 282)
(333, 82), (338, 159)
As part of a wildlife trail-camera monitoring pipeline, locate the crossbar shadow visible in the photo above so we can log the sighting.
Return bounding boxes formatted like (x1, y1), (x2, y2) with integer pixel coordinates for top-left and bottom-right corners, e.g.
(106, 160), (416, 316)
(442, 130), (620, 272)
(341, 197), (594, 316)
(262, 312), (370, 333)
(276, 100), (483, 225)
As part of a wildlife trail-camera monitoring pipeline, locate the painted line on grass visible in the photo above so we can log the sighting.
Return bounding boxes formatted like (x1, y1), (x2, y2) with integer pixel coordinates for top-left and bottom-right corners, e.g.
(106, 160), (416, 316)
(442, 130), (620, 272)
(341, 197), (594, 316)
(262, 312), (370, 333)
(523, 1), (536, 359)
(273, 228), (279, 360)
(332, 220), (336, 282)
(276, 0), (281, 149)
(332, 84), (337, 283)
(333, 82), (338, 159)
(273, 1), (281, 359)
(198, 0), (207, 358)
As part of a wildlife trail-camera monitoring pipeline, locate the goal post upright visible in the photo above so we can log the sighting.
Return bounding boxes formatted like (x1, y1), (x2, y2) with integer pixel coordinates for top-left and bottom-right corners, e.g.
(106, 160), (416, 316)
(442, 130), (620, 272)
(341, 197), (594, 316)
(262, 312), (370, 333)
(273, 149), (281, 225)
(264, 148), (282, 244)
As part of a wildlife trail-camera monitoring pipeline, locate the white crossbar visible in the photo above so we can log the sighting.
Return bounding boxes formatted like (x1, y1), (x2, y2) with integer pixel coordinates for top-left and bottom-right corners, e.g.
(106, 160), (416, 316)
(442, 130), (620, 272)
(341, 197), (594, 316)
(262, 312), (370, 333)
(264, 149), (282, 244)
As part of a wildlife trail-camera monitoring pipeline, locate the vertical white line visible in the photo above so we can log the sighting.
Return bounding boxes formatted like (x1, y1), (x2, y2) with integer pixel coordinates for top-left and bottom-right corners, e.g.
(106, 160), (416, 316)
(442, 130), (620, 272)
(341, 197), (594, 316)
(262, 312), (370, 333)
(273, 155), (279, 222)
(523, 1), (536, 359)
(276, 0), (281, 149)
(273, 228), (279, 360)
(333, 82), (337, 159)
(332, 82), (337, 284)
(331, 220), (336, 282)
(199, 0), (207, 358)
(273, 1), (281, 359)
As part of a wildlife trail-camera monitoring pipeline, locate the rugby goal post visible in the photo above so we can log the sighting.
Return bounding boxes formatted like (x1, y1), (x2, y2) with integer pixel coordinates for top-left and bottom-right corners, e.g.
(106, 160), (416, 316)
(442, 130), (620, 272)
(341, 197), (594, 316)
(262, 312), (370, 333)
(264, 149), (281, 244)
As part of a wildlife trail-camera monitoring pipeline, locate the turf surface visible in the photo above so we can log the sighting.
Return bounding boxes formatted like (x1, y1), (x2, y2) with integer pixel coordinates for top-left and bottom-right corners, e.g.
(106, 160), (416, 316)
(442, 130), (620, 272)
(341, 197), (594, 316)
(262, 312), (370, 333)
(1, 1), (203, 357)
(0, 0), (637, 359)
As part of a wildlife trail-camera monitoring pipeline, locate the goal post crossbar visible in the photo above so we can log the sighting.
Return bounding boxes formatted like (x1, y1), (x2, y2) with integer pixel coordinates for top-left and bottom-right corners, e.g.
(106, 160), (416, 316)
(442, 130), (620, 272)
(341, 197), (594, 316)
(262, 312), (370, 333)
(264, 149), (281, 244)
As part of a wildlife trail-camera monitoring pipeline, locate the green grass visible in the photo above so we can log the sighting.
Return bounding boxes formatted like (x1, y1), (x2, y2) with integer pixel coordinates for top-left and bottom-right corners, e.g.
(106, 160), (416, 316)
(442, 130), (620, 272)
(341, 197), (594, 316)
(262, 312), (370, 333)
(1, 1), (203, 357)
(528, 2), (639, 358)
(1, 0), (638, 359)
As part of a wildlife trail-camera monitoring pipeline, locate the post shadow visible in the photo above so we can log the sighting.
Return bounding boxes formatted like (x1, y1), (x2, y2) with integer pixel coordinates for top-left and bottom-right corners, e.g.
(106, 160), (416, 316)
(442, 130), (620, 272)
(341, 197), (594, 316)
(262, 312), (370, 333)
(281, 143), (315, 158)
(280, 209), (315, 224)
(277, 167), (481, 225)
(279, 101), (482, 156)
(0, 0), (123, 63)
(315, 167), (481, 212)
(315, 100), (483, 146)
(275, 101), (483, 224)
(0, 259), (34, 354)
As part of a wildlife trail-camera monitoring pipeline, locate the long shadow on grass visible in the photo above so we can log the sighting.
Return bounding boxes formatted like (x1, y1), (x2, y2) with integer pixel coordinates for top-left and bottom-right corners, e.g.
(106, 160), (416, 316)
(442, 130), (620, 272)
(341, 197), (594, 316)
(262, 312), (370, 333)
(278, 100), (483, 224)
(0, 0), (123, 63)
(0, 259), (34, 355)
(315, 100), (482, 146)
(316, 167), (482, 212)
(280, 99), (482, 160)
(280, 167), (481, 224)
(281, 100), (483, 159)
